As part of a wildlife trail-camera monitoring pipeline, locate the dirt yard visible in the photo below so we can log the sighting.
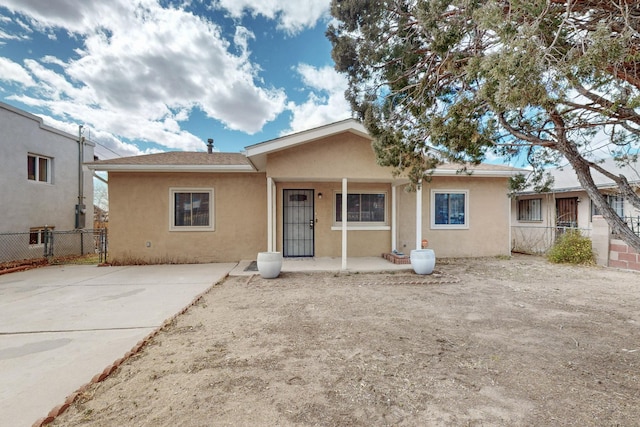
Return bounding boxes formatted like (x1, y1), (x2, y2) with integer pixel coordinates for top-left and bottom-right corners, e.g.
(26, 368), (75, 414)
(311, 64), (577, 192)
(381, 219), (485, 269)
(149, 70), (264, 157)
(52, 255), (639, 426)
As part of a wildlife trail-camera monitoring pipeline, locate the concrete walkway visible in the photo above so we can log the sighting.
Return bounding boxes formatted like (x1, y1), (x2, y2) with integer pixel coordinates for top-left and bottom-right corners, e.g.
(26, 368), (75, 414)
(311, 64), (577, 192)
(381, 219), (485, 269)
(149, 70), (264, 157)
(0, 263), (235, 427)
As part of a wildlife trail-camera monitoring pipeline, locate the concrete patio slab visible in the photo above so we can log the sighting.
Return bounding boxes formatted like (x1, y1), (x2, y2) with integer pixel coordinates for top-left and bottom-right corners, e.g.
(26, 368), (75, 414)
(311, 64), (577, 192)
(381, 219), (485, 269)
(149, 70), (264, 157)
(230, 256), (414, 276)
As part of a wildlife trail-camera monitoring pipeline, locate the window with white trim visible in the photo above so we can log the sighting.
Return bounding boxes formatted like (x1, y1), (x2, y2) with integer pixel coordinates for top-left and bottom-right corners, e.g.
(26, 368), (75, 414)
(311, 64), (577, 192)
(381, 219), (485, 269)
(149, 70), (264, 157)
(431, 190), (468, 229)
(170, 188), (214, 231)
(27, 154), (51, 183)
(517, 198), (542, 221)
(335, 192), (386, 224)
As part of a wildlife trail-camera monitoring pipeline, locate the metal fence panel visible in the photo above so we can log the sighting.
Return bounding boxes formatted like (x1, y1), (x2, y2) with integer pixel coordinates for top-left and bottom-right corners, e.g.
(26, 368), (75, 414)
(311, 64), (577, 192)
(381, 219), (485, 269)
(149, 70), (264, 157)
(0, 228), (107, 264)
(623, 216), (640, 236)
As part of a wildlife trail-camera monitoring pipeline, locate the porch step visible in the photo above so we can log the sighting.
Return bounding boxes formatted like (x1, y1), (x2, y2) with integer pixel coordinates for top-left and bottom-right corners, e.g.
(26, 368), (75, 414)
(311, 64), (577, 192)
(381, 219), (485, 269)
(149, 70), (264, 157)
(382, 252), (411, 265)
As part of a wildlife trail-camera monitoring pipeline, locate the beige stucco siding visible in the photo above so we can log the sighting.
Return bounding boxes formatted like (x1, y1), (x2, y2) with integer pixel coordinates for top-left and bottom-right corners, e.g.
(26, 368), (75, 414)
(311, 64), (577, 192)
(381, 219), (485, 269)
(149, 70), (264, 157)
(397, 177), (511, 257)
(108, 172), (267, 263)
(275, 181), (392, 257)
(510, 193), (556, 253)
(266, 133), (393, 180)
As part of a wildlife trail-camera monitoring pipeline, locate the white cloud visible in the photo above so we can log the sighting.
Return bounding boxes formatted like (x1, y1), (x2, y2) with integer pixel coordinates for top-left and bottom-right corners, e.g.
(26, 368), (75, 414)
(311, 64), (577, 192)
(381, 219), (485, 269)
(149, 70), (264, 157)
(0, 0), (289, 152)
(284, 64), (351, 134)
(0, 28), (22, 41)
(234, 26), (254, 56)
(0, 1), (132, 34)
(64, 5), (287, 132)
(297, 63), (347, 93)
(24, 58), (77, 98)
(214, 0), (330, 34)
(0, 57), (35, 86)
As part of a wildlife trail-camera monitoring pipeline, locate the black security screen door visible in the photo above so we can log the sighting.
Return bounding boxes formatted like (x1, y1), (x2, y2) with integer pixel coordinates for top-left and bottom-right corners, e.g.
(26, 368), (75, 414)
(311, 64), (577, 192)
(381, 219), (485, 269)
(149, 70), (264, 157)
(283, 189), (314, 257)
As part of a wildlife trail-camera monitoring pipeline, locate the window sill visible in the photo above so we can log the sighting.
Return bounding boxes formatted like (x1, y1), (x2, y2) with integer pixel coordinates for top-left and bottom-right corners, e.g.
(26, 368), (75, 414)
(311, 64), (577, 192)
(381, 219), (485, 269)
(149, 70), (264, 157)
(430, 225), (469, 230)
(331, 225), (390, 231)
(169, 227), (215, 232)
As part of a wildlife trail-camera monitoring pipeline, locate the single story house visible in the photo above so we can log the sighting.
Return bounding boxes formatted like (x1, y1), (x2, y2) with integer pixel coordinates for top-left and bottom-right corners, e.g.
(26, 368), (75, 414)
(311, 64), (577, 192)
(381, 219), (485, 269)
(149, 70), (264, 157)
(88, 119), (521, 266)
(511, 157), (640, 254)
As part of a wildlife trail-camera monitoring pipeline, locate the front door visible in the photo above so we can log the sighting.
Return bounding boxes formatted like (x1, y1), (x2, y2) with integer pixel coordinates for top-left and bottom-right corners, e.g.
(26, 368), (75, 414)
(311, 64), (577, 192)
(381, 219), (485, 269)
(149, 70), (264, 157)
(283, 189), (314, 257)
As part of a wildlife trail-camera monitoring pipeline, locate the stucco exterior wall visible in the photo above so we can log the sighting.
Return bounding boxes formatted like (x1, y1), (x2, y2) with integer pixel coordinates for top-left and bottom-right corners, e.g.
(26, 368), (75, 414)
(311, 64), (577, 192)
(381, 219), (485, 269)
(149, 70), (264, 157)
(0, 103), (94, 233)
(108, 172), (267, 263)
(397, 177), (511, 257)
(266, 133), (393, 180)
(510, 193), (556, 254)
(100, 123), (520, 263)
(275, 181), (392, 257)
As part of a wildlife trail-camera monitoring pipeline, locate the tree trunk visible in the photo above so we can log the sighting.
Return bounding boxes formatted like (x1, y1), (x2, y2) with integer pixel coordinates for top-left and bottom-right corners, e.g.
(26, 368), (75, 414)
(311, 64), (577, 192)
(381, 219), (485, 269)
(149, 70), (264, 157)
(562, 149), (640, 252)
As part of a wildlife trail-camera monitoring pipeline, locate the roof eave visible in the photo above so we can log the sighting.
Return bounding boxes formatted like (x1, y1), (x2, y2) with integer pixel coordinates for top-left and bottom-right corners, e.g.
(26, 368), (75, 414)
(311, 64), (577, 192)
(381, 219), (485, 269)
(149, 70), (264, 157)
(86, 164), (257, 172)
(430, 169), (522, 178)
(517, 182), (639, 196)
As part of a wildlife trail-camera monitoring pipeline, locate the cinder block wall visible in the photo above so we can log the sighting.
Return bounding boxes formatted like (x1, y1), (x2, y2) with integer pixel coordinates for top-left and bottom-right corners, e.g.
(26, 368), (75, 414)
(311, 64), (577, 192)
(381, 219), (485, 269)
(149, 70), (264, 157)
(608, 239), (640, 271)
(592, 215), (640, 271)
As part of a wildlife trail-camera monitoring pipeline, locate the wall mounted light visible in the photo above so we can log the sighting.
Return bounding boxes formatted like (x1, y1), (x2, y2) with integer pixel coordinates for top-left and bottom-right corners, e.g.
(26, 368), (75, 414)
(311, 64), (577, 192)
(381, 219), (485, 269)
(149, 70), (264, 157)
(318, 192), (323, 199)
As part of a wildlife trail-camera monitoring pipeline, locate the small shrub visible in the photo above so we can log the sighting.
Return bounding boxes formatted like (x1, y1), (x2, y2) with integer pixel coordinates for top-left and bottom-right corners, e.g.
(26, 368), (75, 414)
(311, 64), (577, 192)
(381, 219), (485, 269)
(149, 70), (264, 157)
(547, 229), (594, 264)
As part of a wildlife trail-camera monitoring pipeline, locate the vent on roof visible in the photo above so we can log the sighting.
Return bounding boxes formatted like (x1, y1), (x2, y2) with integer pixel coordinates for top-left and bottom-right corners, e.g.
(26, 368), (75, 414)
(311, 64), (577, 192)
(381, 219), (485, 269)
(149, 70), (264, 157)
(206, 138), (214, 154)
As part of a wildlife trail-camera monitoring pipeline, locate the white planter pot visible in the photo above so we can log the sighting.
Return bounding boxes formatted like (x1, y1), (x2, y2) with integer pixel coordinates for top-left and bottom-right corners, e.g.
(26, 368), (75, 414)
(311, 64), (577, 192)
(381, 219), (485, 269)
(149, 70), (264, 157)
(257, 251), (283, 279)
(410, 249), (436, 275)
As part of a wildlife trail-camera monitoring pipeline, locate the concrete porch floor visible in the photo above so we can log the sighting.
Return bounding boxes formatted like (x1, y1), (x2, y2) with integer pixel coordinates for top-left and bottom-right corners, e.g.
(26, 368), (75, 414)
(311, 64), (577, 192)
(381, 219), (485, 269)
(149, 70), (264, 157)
(230, 256), (414, 276)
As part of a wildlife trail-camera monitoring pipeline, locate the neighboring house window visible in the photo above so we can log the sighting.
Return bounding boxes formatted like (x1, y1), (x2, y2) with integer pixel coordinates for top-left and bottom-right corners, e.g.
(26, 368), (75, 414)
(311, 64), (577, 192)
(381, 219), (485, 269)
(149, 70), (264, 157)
(29, 226), (53, 245)
(27, 154), (51, 182)
(335, 193), (386, 224)
(170, 188), (214, 231)
(517, 198), (542, 221)
(431, 190), (468, 229)
(591, 194), (624, 219)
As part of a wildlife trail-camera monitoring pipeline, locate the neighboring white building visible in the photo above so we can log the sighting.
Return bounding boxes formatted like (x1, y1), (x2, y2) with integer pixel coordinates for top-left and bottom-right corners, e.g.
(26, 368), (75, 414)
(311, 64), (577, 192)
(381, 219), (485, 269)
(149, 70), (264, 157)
(511, 158), (640, 254)
(0, 101), (94, 238)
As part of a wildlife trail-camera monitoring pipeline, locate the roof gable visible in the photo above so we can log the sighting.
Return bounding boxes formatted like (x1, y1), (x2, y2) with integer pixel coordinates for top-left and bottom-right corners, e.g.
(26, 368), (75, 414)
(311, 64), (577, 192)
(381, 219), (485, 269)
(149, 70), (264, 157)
(244, 119), (369, 170)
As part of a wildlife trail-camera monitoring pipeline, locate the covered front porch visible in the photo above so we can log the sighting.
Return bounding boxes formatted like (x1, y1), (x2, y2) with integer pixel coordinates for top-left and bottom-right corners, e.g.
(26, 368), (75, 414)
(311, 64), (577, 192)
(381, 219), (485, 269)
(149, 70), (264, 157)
(264, 176), (423, 270)
(244, 119), (423, 270)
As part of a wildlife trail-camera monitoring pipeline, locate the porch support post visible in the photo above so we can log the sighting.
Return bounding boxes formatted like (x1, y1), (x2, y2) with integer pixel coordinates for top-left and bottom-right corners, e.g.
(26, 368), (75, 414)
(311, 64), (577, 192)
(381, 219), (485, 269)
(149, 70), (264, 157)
(507, 191), (512, 256)
(342, 178), (348, 270)
(267, 176), (274, 252)
(416, 180), (422, 250)
(391, 185), (397, 251)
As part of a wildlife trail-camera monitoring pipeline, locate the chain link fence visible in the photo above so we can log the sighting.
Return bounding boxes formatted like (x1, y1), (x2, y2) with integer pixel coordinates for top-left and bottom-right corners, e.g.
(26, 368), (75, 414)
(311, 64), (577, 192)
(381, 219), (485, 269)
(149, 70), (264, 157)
(511, 225), (591, 255)
(0, 228), (107, 265)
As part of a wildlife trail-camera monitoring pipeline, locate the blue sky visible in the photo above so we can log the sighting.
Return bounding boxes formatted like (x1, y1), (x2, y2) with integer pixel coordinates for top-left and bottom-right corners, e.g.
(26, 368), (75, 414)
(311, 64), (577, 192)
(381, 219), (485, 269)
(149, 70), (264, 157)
(0, 0), (351, 159)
